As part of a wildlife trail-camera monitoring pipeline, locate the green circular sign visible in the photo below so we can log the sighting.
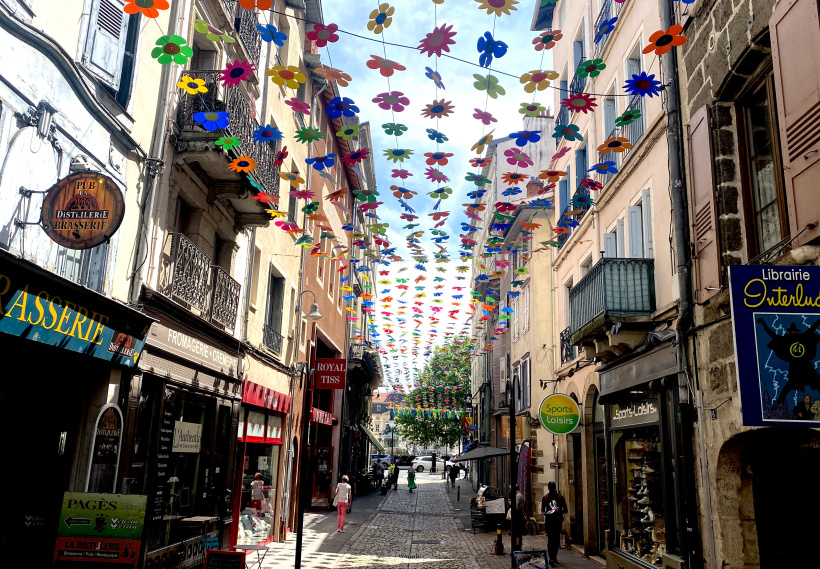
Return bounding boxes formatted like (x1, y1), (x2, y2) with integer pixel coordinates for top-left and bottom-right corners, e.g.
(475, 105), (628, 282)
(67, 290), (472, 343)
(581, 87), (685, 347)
(539, 394), (581, 434)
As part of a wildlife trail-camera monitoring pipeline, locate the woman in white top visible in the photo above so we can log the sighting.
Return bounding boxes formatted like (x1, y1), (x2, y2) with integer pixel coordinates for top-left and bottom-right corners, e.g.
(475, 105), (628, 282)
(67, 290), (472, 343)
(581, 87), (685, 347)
(333, 475), (352, 532)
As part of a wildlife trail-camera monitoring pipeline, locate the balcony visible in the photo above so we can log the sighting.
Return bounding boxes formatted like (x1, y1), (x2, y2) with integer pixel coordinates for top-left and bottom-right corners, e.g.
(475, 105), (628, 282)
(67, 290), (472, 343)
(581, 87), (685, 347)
(219, 1), (261, 66)
(556, 184), (593, 251)
(569, 258), (655, 356)
(159, 233), (242, 332)
(596, 96), (644, 185)
(557, 106), (569, 129)
(560, 326), (577, 365)
(569, 73), (587, 96)
(263, 324), (283, 355)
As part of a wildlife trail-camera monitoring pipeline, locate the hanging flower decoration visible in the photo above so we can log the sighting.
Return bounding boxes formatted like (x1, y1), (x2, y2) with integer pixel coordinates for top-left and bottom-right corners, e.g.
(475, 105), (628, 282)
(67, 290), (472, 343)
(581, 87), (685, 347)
(465, 172), (492, 186)
(193, 111), (229, 132)
(344, 148), (371, 165)
(562, 92), (597, 114)
(589, 161), (619, 175)
(504, 148), (533, 168)
(215, 136), (241, 151)
(337, 125), (361, 141)
(228, 156), (258, 173)
(274, 147), (289, 167)
(418, 23), (457, 57)
(470, 157), (492, 168)
(538, 170), (568, 183)
(429, 187), (454, 200)
(471, 109), (497, 127)
(266, 65), (306, 89)
(598, 137), (633, 154)
(502, 187), (522, 197)
(643, 25), (687, 55)
(509, 130), (542, 147)
(553, 124), (584, 141)
(519, 102), (547, 117)
(178, 76), (208, 95)
(624, 72), (664, 97)
(392, 169), (411, 179)
(476, 32), (508, 68)
(424, 152), (454, 166)
(520, 69), (559, 92)
(253, 124), (283, 143)
(383, 149), (414, 163)
(306, 23), (339, 47)
(152, 35), (194, 65)
(279, 172), (306, 187)
(289, 188), (315, 200)
(220, 60), (254, 87)
(421, 99), (455, 119)
(475, 0), (519, 17)
(553, 147), (571, 161)
(253, 193), (277, 204)
(576, 59), (607, 78)
(257, 23), (287, 45)
(426, 129), (448, 143)
(391, 186), (417, 200)
(367, 3), (395, 34)
(383, 123), (408, 136)
(501, 172), (527, 185)
(616, 107), (642, 127)
(533, 30), (563, 51)
(124, 0), (168, 18)
(595, 17), (618, 43)
(424, 67), (446, 90)
(282, 98), (309, 116)
(473, 74), (505, 98)
(237, 0), (272, 9)
(306, 154), (336, 171)
(573, 192), (596, 209)
(581, 178), (603, 191)
(294, 126), (325, 144)
(471, 131), (495, 155)
(425, 168), (450, 183)
(196, 20), (235, 43)
(366, 56), (406, 77)
(373, 91), (410, 112)
(326, 96), (359, 118)
(315, 67), (352, 87)
(302, 202), (320, 215)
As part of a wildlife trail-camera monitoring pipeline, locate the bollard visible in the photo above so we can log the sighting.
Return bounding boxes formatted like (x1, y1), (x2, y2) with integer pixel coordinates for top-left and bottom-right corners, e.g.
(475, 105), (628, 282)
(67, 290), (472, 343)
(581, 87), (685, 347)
(493, 524), (505, 555)
(457, 485), (460, 501)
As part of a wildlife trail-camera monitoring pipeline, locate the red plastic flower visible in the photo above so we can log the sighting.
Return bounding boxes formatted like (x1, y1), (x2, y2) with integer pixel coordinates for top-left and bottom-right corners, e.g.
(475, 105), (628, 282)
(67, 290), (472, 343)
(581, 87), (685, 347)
(238, 0), (273, 9)
(418, 23), (457, 58)
(504, 148), (532, 168)
(342, 147), (371, 165)
(392, 169), (412, 179)
(421, 99), (455, 119)
(470, 157), (491, 168)
(285, 98), (311, 114)
(274, 146), (289, 167)
(643, 25), (687, 55)
(372, 91), (410, 112)
(424, 152), (454, 166)
(124, 0), (168, 17)
(306, 23), (339, 47)
(561, 92), (597, 114)
(366, 55), (407, 77)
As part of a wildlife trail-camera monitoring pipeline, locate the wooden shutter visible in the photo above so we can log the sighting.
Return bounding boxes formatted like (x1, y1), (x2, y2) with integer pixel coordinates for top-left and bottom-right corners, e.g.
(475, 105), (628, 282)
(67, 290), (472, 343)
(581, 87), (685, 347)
(498, 357), (507, 394)
(642, 189), (654, 258)
(604, 98), (616, 136)
(603, 233), (617, 258)
(771, 0), (820, 246)
(687, 105), (720, 303)
(616, 218), (625, 257)
(83, 0), (129, 88)
(628, 206), (644, 258)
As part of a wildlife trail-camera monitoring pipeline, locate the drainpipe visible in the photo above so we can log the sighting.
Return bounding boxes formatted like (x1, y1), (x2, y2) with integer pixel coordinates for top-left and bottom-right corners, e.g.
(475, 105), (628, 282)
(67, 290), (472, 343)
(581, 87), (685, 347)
(128, 0), (183, 304)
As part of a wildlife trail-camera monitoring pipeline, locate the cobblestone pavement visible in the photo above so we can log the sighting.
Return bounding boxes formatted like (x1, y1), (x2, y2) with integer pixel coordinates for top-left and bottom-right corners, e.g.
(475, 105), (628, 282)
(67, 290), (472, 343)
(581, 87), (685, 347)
(259, 473), (604, 569)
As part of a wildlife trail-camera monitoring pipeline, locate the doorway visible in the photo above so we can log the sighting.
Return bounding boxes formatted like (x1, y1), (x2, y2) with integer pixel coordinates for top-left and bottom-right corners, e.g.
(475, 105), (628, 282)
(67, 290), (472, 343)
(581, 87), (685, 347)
(568, 433), (584, 546)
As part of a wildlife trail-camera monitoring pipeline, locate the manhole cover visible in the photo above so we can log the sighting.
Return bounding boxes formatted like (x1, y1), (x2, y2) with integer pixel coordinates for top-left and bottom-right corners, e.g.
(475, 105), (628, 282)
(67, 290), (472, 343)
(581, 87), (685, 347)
(411, 539), (441, 544)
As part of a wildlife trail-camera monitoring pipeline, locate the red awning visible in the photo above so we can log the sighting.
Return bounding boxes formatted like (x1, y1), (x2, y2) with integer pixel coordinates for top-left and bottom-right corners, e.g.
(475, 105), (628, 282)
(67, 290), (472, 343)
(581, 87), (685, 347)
(242, 379), (292, 414)
(310, 407), (333, 425)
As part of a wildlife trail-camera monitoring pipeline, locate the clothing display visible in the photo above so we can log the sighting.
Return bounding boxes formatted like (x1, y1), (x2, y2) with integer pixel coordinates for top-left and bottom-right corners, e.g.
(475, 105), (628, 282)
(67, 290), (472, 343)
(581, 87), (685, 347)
(237, 510), (273, 545)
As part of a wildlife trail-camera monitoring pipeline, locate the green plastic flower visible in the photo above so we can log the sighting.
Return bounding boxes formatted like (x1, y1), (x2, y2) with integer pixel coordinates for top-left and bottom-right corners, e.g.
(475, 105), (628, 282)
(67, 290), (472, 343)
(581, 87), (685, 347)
(336, 124), (361, 141)
(215, 136), (241, 150)
(576, 58), (607, 78)
(295, 126), (325, 144)
(151, 35), (194, 65)
(302, 201), (320, 214)
(194, 20), (236, 43)
(429, 187), (453, 199)
(464, 172), (492, 187)
(473, 74), (506, 99)
(383, 149), (414, 163)
(615, 107), (642, 127)
(519, 102), (547, 117)
(382, 123), (408, 136)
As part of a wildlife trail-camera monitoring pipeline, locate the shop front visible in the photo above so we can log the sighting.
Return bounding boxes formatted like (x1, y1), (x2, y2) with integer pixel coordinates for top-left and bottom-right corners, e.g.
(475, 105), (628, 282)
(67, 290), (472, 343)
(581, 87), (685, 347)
(309, 407), (335, 507)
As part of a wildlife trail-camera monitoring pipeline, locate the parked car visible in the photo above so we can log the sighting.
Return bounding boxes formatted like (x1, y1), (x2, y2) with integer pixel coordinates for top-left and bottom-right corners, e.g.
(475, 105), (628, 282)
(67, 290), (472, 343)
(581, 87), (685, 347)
(394, 455), (415, 470)
(370, 453), (391, 465)
(411, 455), (454, 472)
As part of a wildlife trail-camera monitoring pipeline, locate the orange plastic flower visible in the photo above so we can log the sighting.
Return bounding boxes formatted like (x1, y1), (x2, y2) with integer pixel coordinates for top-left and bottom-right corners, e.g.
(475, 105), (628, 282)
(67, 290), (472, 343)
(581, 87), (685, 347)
(279, 171), (306, 187)
(501, 172), (527, 186)
(643, 25), (687, 55)
(533, 30), (563, 51)
(315, 67), (352, 87)
(598, 136), (633, 154)
(238, 0), (273, 8)
(538, 170), (568, 183)
(229, 156), (258, 173)
(124, 0), (169, 18)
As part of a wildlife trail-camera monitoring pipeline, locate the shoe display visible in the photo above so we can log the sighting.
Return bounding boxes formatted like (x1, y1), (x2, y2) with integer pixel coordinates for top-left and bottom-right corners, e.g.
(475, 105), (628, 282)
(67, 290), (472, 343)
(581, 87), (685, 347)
(629, 495), (639, 501)
(640, 506), (650, 513)
(638, 496), (652, 504)
(643, 465), (656, 474)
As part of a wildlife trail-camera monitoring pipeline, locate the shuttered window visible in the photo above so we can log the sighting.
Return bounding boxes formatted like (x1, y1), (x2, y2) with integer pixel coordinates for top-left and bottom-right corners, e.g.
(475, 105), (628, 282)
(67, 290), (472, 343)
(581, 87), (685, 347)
(603, 233), (617, 258)
(770, 0), (820, 247)
(83, 0), (129, 89)
(642, 189), (654, 258)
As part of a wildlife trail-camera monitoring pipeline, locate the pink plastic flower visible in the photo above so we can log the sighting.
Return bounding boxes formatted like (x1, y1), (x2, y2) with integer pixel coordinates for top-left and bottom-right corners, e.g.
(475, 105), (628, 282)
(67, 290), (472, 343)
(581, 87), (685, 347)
(366, 55), (406, 78)
(472, 108), (497, 125)
(392, 169), (412, 179)
(285, 97), (311, 114)
(220, 59), (254, 87)
(505, 148), (533, 168)
(372, 91), (410, 112)
(552, 146), (570, 161)
(418, 23), (457, 58)
(306, 23), (339, 47)
(425, 167), (450, 183)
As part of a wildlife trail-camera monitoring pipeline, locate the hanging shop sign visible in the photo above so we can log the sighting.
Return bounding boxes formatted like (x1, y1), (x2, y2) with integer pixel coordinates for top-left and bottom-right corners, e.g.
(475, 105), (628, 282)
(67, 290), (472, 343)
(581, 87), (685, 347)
(86, 405), (123, 494)
(729, 265), (820, 427)
(53, 492), (147, 566)
(609, 395), (659, 428)
(538, 394), (581, 434)
(315, 358), (347, 389)
(172, 421), (202, 453)
(310, 407), (333, 425)
(500, 415), (525, 440)
(40, 172), (125, 250)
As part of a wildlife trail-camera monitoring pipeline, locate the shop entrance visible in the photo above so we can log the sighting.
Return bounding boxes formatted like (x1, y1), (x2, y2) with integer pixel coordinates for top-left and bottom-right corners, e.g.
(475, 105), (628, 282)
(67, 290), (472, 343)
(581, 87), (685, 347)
(568, 433), (584, 546)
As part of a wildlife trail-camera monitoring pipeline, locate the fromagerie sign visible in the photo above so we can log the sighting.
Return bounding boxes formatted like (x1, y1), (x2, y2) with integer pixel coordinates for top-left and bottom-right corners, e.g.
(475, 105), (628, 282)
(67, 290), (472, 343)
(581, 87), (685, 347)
(315, 358), (347, 389)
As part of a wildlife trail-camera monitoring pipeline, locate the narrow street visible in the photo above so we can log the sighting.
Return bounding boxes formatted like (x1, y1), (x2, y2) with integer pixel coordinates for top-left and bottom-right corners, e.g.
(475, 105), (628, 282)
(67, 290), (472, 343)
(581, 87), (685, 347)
(260, 474), (603, 569)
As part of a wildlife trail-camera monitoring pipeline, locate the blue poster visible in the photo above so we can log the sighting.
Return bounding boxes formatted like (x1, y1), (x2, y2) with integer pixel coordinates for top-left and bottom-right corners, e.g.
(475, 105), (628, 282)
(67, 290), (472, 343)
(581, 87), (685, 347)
(729, 265), (820, 426)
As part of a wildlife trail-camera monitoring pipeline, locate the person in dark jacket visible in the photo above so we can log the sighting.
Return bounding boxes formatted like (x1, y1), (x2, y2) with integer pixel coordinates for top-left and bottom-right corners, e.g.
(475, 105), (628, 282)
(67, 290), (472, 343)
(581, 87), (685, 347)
(541, 481), (568, 567)
(793, 394), (813, 420)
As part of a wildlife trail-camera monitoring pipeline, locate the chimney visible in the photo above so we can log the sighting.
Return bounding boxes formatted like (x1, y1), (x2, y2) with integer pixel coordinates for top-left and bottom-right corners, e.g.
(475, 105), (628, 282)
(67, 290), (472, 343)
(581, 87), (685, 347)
(526, 177), (544, 197)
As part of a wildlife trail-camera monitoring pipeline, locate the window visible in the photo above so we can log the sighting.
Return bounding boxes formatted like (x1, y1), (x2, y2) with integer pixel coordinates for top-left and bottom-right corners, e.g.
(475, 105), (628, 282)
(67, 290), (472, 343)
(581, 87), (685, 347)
(249, 246), (262, 309)
(522, 286), (530, 332)
(82, 0), (139, 105)
(559, 0), (567, 29)
(628, 191), (654, 258)
(575, 146), (588, 189)
(521, 356), (531, 411)
(564, 278), (573, 330)
(277, 16), (290, 66)
(604, 90), (617, 138)
(512, 297), (519, 341)
(328, 265), (335, 299)
(581, 256), (593, 277)
(573, 23), (585, 72)
(317, 246), (325, 282)
(264, 272), (285, 352)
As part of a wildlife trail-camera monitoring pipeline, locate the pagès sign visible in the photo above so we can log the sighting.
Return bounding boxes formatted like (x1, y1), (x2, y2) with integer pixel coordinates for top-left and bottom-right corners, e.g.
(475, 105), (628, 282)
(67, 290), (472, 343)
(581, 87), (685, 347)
(172, 421), (202, 453)
(315, 358), (347, 389)
(41, 172), (125, 250)
(538, 394), (581, 435)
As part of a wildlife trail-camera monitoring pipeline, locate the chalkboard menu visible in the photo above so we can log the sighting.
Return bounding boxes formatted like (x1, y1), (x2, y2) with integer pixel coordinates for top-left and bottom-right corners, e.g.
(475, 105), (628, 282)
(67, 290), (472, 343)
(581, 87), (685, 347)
(203, 550), (245, 569)
(152, 391), (175, 522)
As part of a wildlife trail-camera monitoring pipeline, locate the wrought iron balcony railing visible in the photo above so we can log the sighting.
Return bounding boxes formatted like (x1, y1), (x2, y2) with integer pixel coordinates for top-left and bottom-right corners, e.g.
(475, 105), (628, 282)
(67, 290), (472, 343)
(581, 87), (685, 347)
(596, 96), (644, 185)
(594, 0), (614, 58)
(560, 326), (577, 365)
(236, 7), (261, 67)
(557, 105), (569, 128)
(569, 258), (655, 338)
(569, 73), (587, 96)
(210, 266), (241, 329)
(263, 324), (283, 355)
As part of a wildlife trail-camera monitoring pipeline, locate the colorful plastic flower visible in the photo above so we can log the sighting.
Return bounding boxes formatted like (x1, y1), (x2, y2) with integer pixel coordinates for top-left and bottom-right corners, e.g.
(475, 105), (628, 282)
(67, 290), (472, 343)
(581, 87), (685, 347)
(266, 65), (306, 89)
(470, 157), (491, 168)
(520, 69), (559, 93)
(343, 148), (371, 165)
(257, 24), (287, 46)
(425, 168), (449, 183)
(193, 111), (229, 132)
(279, 171), (306, 187)
(502, 172), (527, 185)
(553, 124), (584, 141)
(429, 187), (454, 200)
(465, 172), (492, 186)
(367, 3), (395, 34)
(504, 148), (533, 168)
(538, 169), (568, 183)
(561, 92), (597, 114)
(220, 60), (254, 87)
(373, 91), (410, 112)
(337, 125), (361, 141)
(424, 152), (454, 166)
(253, 124), (283, 143)
(196, 20), (235, 43)
(519, 102), (546, 117)
(151, 35), (194, 65)
(595, 17), (618, 43)
(473, 74), (505, 98)
(589, 161), (618, 175)
(576, 59), (607, 78)
(426, 129), (448, 143)
(553, 146), (570, 161)
(383, 149), (414, 163)
(274, 146), (289, 167)
(503, 187), (522, 197)
(315, 67), (352, 87)
(294, 126), (325, 144)
(624, 72), (664, 97)
(509, 130), (541, 147)
(581, 178), (603, 191)
(418, 23), (457, 57)
(124, 0), (168, 18)
(598, 136), (633, 154)
(533, 30), (563, 51)
(643, 25), (687, 55)
(237, 0), (273, 9)
(425, 67), (445, 89)
(616, 107), (642, 127)
(306, 154), (336, 170)
(177, 76), (207, 95)
(215, 136), (241, 151)
(471, 131), (494, 154)
(326, 96), (359, 118)
(383, 123), (408, 136)
(476, 32), (508, 68)
(421, 99), (455, 119)
(366, 55), (406, 78)
(285, 98), (311, 114)
(392, 169), (411, 179)
(229, 156), (258, 173)
(475, 0), (519, 17)
(306, 23), (339, 47)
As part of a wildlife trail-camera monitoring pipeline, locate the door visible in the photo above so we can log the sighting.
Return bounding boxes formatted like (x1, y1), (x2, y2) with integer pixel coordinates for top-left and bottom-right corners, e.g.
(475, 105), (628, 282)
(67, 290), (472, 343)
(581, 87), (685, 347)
(569, 433), (585, 545)
(595, 432), (608, 556)
(311, 447), (333, 505)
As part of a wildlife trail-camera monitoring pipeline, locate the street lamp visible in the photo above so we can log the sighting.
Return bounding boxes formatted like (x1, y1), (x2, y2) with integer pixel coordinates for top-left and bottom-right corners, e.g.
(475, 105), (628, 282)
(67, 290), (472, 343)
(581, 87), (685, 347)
(294, 291), (323, 569)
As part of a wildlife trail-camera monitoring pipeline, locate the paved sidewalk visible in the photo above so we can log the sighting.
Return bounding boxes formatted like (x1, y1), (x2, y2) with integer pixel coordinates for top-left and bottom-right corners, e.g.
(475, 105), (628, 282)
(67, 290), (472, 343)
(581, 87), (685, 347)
(258, 473), (603, 569)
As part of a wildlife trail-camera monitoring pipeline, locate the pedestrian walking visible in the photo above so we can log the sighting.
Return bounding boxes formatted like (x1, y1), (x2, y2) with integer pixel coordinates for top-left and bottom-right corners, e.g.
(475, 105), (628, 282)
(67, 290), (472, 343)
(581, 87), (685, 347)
(389, 463), (399, 490)
(407, 469), (417, 493)
(332, 475), (352, 532)
(541, 481), (568, 567)
(448, 464), (459, 488)
(372, 459), (384, 489)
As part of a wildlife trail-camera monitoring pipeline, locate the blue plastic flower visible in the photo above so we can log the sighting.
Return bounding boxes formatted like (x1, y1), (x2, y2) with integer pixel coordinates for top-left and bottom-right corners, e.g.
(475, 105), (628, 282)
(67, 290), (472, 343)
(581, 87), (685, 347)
(589, 161), (619, 175)
(252, 124), (283, 143)
(305, 154), (336, 171)
(595, 17), (618, 44)
(476, 32), (508, 68)
(193, 111), (229, 131)
(529, 198), (552, 208)
(426, 129), (448, 143)
(502, 187), (522, 196)
(257, 24), (288, 46)
(509, 130), (542, 147)
(425, 67), (445, 89)
(623, 72), (664, 98)
(467, 189), (487, 200)
(326, 96), (359, 119)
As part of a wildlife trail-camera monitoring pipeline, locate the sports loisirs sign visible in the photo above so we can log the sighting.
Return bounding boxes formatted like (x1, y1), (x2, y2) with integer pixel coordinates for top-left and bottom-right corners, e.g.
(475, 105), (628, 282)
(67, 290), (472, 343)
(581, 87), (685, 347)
(538, 394), (581, 435)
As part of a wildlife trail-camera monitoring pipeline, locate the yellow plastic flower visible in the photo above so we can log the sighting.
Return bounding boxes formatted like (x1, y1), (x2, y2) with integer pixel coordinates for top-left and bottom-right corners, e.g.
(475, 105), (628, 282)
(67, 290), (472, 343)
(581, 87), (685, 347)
(266, 65), (306, 89)
(520, 69), (560, 93)
(471, 130), (495, 155)
(367, 3), (395, 35)
(475, 0), (519, 17)
(177, 75), (207, 95)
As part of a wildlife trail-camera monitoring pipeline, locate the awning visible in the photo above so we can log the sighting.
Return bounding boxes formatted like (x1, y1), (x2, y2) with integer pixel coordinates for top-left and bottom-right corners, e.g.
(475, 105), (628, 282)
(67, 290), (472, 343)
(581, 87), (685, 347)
(360, 425), (385, 453)
(451, 445), (510, 462)
(310, 407), (333, 425)
(242, 380), (292, 414)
